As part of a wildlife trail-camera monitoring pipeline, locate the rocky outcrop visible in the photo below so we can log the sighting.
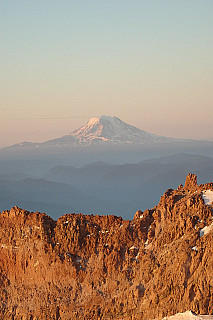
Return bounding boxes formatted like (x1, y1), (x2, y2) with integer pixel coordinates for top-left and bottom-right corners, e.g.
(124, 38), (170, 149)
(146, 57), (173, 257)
(0, 174), (213, 319)
(184, 173), (198, 191)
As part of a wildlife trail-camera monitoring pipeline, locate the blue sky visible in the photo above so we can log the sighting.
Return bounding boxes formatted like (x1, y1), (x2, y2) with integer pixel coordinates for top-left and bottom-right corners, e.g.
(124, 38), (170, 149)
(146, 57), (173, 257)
(1, 1), (213, 146)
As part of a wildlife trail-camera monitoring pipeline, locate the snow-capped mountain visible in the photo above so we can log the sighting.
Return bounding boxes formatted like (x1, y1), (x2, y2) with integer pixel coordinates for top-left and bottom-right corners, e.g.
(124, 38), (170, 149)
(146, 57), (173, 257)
(41, 115), (175, 146)
(72, 115), (173, 144)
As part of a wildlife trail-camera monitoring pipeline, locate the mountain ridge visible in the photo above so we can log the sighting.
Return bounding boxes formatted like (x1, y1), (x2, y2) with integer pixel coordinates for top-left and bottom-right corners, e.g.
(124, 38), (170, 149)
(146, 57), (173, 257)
(0, 174), (213, 319)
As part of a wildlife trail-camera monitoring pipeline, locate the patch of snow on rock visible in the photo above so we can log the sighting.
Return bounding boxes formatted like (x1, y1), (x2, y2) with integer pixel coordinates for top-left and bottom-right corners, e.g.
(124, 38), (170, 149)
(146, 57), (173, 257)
(200, 223), (213, 237)
(162, 310), (213, 319)
(192, 246), (198, 251)
(202, 190), (213, 205)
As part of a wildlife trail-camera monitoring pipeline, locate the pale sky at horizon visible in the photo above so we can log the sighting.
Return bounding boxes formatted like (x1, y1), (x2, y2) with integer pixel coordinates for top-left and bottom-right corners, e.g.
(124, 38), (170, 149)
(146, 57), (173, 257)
(1, 0), (213, 147)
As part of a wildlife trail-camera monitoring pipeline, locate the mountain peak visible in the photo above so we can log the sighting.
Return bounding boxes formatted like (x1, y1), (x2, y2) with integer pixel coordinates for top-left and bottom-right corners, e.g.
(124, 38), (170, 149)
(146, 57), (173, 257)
(87, 115), (118, 124)
(70, 115), (173, 145)
(79, 115), (121, 136)
(13, 115), (175, 147)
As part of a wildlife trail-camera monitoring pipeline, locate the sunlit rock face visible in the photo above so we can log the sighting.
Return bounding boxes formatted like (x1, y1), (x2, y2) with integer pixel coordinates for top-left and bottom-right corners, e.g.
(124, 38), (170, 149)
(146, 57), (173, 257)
(0, 174), (213, 319)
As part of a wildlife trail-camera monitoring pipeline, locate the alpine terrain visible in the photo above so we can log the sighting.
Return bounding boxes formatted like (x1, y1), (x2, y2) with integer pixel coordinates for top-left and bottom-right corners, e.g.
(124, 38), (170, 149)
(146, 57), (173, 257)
(0, 174), (213, 319)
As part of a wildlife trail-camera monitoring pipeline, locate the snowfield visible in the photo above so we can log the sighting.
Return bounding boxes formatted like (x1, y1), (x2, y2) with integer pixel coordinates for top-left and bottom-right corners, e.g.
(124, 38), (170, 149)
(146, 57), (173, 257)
(162, 310), (213, 319)
(202, 190), (213, 205)
(200, 223), (213, 237)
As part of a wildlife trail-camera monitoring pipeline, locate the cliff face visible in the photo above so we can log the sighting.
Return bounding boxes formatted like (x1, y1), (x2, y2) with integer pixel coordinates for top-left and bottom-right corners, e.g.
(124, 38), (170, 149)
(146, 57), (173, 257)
(0, 174), (213, 320)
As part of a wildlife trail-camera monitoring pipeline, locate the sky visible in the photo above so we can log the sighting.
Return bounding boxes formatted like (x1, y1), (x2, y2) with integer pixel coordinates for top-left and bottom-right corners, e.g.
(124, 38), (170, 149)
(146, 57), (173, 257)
(1, 0), (213, 147)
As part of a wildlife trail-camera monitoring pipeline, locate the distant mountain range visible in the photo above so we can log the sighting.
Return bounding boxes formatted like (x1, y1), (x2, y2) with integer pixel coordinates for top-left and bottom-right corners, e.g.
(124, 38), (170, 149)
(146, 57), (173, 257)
(1, 153), (213, 219)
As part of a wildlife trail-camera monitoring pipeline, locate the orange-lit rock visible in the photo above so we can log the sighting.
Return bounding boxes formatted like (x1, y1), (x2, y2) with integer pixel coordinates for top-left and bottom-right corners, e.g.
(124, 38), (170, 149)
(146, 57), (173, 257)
(0, 174), (213, 319)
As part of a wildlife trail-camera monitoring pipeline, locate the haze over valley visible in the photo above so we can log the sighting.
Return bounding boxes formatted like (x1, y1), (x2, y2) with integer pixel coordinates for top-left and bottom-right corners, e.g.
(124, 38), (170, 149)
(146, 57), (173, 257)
(1, 116), (213, 219)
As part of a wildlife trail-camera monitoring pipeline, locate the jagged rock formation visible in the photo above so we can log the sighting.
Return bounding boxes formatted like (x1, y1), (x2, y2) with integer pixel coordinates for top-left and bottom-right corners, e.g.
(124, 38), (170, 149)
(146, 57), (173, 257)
(0, 174), (213, 319)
